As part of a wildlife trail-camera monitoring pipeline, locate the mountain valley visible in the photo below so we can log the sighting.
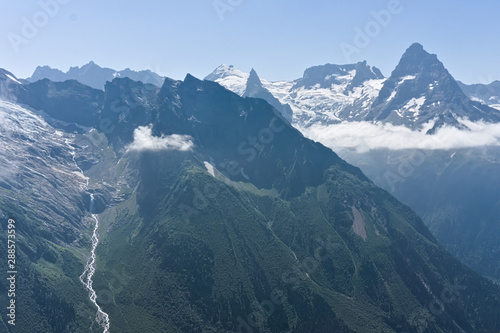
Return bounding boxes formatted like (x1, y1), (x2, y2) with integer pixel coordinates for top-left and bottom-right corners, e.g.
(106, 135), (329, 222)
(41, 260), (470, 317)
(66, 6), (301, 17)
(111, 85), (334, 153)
(1, 43), (500, 332)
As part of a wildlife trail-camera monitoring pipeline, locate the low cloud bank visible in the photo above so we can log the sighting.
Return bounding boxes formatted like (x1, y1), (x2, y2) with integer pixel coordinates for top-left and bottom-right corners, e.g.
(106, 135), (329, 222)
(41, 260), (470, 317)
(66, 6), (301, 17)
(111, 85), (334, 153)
(127, 125), (194, 152)
(298, 120), (500, 153)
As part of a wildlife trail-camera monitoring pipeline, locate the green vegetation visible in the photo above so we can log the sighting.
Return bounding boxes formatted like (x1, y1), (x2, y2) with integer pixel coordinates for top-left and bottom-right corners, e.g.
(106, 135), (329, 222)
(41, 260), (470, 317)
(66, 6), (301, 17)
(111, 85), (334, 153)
(90, 152), (500, 332)
(0, 198), (94, 332)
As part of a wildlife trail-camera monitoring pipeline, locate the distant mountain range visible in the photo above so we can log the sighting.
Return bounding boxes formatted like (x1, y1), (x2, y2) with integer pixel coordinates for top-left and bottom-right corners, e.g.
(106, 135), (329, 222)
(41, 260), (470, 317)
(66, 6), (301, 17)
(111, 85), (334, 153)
(23, 44), (500, 131)
(26, 61), (165, 90)
(206, 43), (500, 133)
(458, 80), (500, 110)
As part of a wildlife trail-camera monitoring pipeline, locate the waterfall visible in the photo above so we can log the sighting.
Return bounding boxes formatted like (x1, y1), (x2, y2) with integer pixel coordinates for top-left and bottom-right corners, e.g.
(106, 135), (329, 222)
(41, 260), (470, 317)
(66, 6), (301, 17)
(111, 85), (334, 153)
(80, 194), (111, 332)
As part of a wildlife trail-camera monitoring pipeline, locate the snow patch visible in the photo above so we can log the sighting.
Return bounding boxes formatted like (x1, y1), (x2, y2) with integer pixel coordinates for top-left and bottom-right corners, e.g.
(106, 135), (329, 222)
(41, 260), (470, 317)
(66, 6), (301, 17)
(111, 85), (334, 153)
(490, 104), (500, 111)
(204, 161), (215, 177)
(398, 75), (416, 84)
(6, 74), (21, 84)
(387, 90), (397, 102)
(403, 96), (426, 117)
(470, 96), (486, 104)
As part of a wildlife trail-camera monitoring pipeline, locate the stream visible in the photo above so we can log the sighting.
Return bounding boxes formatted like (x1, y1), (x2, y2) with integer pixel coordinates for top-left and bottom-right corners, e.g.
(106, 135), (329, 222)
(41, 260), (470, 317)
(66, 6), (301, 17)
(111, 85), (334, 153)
(80, 194), (111, 333)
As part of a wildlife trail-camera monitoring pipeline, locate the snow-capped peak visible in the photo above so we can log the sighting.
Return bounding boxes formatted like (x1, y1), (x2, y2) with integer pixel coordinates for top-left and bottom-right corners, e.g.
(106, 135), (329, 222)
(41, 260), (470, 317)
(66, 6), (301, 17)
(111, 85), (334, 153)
(204, 65), (249, 96)
(205, 64), (248, 81)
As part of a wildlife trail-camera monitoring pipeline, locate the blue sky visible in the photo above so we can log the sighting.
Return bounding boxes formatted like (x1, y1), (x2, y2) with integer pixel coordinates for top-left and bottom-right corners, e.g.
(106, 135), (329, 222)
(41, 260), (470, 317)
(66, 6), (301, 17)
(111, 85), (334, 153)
(1, 0), (499, 84)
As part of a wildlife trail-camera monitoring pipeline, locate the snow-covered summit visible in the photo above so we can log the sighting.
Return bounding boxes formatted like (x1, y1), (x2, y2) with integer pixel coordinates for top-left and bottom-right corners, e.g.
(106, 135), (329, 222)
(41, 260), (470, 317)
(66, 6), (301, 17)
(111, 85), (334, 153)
(366, 43), (500, 131)
(204, 64), (250, 96)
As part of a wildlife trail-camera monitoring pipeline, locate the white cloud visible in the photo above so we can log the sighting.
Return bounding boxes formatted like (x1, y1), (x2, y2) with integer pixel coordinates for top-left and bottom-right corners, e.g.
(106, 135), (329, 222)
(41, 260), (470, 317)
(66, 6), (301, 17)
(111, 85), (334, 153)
(298, 120), (500, 153)
(127, 125), (194, 152)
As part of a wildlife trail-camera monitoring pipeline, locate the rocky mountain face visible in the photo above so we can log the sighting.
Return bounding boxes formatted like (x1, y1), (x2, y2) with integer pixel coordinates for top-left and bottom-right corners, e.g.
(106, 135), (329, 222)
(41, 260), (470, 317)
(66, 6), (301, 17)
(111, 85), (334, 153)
(340, 147), (500, 282)
(0, 69), (25, 100)
(292, 61), (384, 91)
(2, 69), (500, 332)
(205, 65), (294, 123)
(0, 71), (140, 332)
(243, 69), (293, 123)
(0, 69), (26, 85)
(17, 79), (104, 129)
(366, 43), (500, 133)
(27, 61), (165, 90)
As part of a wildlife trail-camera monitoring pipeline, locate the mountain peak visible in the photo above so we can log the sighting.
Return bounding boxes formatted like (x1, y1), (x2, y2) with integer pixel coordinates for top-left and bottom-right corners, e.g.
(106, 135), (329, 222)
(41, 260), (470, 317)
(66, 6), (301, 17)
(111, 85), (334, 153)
(246, 68), (262, 87)
(34, 65), (54, 71)
(204, 65), (249, 96)
(244, 68), (264, 93)
(407, 42), (425, 53)
(79, 61), (102, 70)
(204, 64), (248, 81)
(184, 73), (200, 83)
(368, 43), (500, 128)
(242, 68), (293, 122)
(392, 43), (441, 78)
(294, 61), (384, 91)
(78, 61), (107, 71)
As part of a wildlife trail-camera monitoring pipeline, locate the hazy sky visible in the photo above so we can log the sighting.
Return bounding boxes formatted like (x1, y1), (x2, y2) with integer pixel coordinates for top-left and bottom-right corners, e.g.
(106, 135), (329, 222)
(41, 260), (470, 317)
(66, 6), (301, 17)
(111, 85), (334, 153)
(1, 0), (499, 84)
